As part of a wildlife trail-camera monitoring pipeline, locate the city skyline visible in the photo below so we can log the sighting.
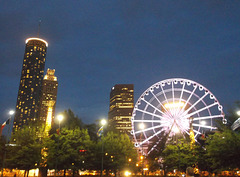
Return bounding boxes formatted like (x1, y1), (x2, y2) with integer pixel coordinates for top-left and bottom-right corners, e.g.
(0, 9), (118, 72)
(1, 1), (240, 126)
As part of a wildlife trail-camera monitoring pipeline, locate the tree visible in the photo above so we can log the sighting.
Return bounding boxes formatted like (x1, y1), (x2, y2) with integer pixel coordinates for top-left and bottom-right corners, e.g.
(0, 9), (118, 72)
(7, 126), (43, 177)
(84, 123), (98, 141)
(0, 136), (7, 168)
(102, 132), (138, 176)
(50, 109), (84, 133)
(147, 137), (208, 176)
(62, 109), (84, 129)
(205, 129), (240, 171)
(47, 128), (92, 177)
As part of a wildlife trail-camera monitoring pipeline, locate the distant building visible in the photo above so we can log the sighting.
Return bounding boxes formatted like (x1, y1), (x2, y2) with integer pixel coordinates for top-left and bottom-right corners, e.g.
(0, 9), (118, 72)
(108, 84), (134, 135)
(38, 69), (58, 132)
(13, 38), (48, 131)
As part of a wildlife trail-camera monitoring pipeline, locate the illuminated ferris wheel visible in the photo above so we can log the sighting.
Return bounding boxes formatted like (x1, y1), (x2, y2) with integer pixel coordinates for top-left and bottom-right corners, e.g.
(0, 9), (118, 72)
(131, 78), (226, 154)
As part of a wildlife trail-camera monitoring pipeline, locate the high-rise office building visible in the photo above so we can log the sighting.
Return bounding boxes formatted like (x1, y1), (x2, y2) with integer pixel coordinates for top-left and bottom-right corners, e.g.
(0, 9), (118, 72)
(13, 38), (48, 131)
(108, 84), (134, 135)
(38, 69), (58, 132)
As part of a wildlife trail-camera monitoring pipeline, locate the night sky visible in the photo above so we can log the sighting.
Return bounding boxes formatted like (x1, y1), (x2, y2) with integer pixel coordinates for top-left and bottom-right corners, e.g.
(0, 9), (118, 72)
(1, 1), (240, 125)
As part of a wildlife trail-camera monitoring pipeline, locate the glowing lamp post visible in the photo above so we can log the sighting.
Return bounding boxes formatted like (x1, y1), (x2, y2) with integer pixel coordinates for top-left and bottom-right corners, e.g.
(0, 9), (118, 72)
(237, 111), (240, 116)
(55, 114), (64, 177)
(100, 119), (107, 177)
(57, 114), (64, 130)
(101, 119), (107, 127)
(9, 110), (14, 116)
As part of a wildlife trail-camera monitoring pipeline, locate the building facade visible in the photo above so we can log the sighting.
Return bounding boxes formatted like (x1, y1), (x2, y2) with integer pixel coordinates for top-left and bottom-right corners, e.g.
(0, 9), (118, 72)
(13, 38), (48, 131)
(108, 84), (134, 135)
(38, 69), (58, 132)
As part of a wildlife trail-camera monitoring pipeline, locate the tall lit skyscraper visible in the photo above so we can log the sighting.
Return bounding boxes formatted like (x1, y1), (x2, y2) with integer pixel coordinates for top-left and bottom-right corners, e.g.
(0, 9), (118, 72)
(13, 38), (48, 131)
(38, 68), (58, 132)
(108, 84), (134, 135)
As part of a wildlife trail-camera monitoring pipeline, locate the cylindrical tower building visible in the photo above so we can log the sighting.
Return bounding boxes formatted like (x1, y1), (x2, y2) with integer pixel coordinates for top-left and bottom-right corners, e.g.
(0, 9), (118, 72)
(13, 38), (48, 131)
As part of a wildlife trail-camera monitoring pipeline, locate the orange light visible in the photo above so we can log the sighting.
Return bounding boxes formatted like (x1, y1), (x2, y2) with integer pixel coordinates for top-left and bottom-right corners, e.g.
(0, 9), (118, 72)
(164, 102), (184, 109)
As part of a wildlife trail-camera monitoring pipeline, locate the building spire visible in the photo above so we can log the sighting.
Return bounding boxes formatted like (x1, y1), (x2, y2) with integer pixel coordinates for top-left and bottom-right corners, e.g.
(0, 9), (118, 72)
(37, 19), (41, 37)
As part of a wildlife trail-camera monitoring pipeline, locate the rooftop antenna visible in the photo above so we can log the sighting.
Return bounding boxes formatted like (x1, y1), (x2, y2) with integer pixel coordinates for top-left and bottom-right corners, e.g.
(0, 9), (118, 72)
(37, 19), (41, 37)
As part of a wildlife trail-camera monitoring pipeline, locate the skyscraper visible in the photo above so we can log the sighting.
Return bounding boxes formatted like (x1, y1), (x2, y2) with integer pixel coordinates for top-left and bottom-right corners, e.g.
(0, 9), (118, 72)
(13, 38), (48, 131)
(108, 84), (134, 135)
(38, 68), (58, 132)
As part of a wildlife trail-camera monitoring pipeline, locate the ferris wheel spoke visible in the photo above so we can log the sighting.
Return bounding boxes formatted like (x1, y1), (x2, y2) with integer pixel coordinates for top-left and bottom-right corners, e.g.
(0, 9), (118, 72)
(194, 131), (201, 139)
(176, 122), (189, 135)
(192, 123), (217, 129)
(135, 124), (165, 134)
(141, 98), (170, 118)
(133, 119), (163, 123)
(139, 129), (164, 146)
(183, 129), (190, 135)
(182, 102), (218, 119)
(160, 84), (171, 112)
(171, 82), (176, 115)
(182, 92), (208, 117)
(179, 82), (185, 103)
(180, 85), (198, 114)
(193, 114), (224, 121)
(176, 81), (186, 114)
(151, 91), (172, 118)
(193, 129), (203, 136)
(135, 108), (169, 120)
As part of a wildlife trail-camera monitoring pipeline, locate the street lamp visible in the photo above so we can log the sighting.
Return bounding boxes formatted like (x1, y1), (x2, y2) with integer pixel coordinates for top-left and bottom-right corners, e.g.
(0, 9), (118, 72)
(101, 119), (107, 126)
(55, 114), (64, 177)
(9, 110), (14, 116)
(57, 114), (64, 130)
(237, 110), (240, 116)
(100, 119), (107, 177)
(1, 110), (15, 177)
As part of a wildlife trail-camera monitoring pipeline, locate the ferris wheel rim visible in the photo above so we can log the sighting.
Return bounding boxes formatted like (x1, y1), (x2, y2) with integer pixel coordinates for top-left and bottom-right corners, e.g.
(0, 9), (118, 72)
(131, 78), (226, 151)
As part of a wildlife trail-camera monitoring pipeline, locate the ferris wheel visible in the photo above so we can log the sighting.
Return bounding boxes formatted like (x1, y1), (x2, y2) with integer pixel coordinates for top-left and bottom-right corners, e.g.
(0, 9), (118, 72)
(131, 78), (226, 154)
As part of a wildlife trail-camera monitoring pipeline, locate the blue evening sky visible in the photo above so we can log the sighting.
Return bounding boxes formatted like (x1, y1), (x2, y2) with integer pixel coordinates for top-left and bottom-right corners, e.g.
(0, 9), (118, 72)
(0, 1), (240, 125)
